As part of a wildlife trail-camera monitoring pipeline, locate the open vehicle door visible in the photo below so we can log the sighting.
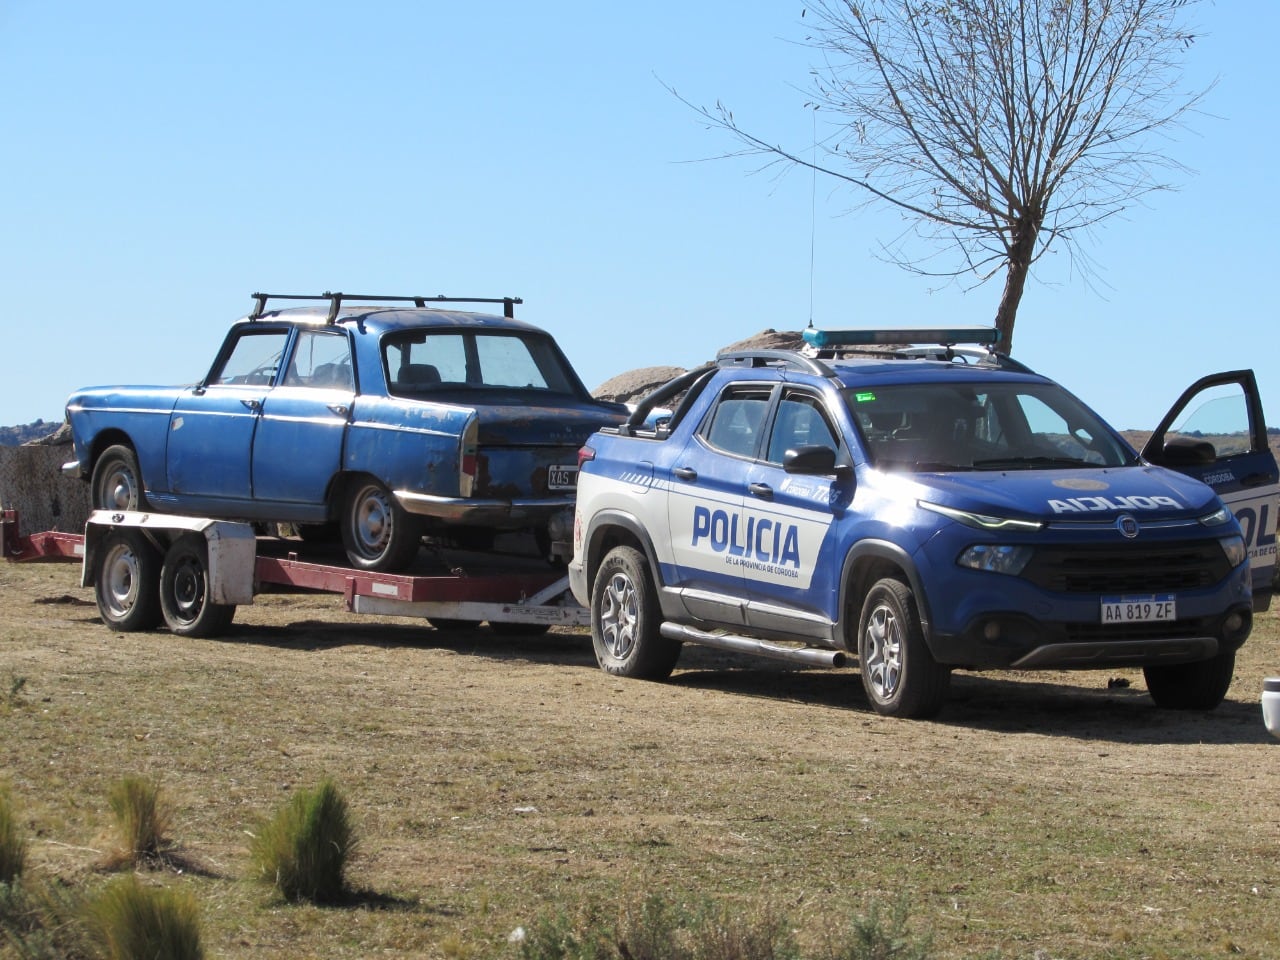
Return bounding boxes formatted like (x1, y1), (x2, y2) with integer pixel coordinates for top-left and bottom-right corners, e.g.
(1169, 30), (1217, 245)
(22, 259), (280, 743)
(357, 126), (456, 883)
(1142, 370), (1278, 610)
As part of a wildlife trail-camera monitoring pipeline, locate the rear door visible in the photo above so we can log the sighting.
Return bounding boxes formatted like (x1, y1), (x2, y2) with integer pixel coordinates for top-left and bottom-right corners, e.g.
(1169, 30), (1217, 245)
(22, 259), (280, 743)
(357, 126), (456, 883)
(1142, 370), (1278, 607)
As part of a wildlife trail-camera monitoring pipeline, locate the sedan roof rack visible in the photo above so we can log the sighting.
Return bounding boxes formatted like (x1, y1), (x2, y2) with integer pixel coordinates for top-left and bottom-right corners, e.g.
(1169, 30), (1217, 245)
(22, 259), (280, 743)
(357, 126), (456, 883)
(248, 292), (524, 324)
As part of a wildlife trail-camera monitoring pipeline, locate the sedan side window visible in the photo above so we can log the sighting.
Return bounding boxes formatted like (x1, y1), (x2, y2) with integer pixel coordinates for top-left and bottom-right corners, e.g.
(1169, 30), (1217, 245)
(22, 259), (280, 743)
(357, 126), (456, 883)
(210, 330), (290, 386)
(283, 330), (354, 390)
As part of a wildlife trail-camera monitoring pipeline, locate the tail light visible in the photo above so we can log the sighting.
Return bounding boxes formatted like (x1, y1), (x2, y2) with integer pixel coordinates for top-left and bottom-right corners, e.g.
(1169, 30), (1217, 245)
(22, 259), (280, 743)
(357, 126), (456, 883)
(459, 416), (479, 497)
(577, 445), (595, 469)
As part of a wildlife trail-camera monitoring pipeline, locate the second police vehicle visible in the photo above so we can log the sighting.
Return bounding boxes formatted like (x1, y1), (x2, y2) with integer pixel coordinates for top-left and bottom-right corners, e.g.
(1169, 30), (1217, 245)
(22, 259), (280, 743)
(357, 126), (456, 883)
(569, 328), (1278, 718)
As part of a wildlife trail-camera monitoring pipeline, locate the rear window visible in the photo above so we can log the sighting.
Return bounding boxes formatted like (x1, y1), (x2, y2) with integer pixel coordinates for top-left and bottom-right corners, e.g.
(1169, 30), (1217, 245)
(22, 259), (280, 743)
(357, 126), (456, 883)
(383, 331), (580, 398)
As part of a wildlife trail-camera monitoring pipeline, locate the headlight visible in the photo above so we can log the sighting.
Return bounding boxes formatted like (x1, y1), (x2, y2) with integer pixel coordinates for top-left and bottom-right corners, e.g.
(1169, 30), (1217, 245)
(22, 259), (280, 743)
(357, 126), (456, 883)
(920, 500), (1044, 532)
(1220, 535), (1247, 568)
(1198, 506), (1232, 527)
(957, 544), (1034, 576)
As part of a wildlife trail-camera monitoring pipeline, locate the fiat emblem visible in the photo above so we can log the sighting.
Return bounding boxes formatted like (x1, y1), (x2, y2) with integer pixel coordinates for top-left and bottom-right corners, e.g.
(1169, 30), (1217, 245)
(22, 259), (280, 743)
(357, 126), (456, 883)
(1116, 514), (1140, 539)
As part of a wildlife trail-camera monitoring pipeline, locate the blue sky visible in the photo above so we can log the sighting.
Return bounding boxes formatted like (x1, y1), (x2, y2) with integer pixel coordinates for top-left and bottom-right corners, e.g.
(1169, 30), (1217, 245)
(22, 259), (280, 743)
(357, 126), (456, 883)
(1, 1), (1274, 430)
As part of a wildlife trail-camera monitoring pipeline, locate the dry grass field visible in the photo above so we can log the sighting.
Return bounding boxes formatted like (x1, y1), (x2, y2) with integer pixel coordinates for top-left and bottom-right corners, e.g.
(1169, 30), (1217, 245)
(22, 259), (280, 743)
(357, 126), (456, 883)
(2, 552), (1279, 959)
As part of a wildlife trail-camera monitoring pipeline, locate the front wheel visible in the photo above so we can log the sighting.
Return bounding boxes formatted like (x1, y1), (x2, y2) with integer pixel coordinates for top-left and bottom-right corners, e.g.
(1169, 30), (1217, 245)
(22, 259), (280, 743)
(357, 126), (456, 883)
(94, 529), (162, 632)
(340, 479), (422, 572)
(590, 545), (680, 680)
(856, 578), (950, 719)
(159, 534), (235, 638)
(91, 444), (148, 512)
(1144, 651), (1235, 710)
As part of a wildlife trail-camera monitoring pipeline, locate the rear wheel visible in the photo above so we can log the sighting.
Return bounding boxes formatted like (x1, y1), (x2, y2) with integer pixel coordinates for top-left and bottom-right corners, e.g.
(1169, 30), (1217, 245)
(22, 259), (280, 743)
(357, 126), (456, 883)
(1144, 651), (1235, 710)
(340, 479), (422, 572)
(159, 534), (235, 638)
(94, 529), (162, 632)
(856, 578), (950, 718)
(91, 444), (147, 511)
(590, 545), (680, 680)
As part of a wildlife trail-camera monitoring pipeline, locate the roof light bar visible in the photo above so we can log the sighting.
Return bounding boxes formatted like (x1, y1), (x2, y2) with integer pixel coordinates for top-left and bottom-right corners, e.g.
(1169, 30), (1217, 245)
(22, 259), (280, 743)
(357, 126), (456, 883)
(802, 327), (1001, 348)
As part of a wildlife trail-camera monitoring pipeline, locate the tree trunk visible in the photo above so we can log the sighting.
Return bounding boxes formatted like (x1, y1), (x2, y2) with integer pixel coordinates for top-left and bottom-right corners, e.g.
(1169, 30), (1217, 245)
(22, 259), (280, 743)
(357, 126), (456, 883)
(994, 220), (1039, 354)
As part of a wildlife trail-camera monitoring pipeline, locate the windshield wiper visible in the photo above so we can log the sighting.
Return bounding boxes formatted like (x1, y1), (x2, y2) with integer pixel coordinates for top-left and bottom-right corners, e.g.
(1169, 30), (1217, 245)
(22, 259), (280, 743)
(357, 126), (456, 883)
(973, 456), (1098, 470)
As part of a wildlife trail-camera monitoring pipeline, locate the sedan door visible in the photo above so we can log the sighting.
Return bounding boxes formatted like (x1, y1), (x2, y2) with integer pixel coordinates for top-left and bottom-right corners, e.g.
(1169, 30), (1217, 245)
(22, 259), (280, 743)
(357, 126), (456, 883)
(1142, 370), (1279, 607)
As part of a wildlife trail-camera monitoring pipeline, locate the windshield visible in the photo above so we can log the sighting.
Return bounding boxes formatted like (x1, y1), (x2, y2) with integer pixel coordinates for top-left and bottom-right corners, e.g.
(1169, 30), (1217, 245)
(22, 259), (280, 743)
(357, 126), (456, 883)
(845, 381), (1136, 472)
(383, 330), (582, 398)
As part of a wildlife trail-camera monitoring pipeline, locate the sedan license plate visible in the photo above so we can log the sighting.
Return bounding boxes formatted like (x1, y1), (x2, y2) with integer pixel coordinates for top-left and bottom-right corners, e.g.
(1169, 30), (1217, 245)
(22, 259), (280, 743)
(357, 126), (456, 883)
(548, 464), (578, 491)
(1101, 594), (1176, 623)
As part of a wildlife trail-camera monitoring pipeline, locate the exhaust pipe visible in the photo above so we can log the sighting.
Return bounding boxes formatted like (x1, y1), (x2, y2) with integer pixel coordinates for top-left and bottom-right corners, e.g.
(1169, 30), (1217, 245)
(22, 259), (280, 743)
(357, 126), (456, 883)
(660, 622), (847, 668)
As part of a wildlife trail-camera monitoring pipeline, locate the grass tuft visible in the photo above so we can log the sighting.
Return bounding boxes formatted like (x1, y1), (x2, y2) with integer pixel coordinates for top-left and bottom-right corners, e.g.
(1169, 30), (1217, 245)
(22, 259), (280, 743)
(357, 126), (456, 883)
(0, 787), (27, 886)
(86, 874), (204, 960)
(104, 777), (172, 870)
(249, 778), (355, 903)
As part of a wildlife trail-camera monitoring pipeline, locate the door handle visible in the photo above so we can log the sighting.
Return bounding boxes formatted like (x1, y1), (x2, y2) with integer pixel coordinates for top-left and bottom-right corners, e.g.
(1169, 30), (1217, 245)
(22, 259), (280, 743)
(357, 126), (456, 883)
(673, 467), (698, 481)
(1241, 472), (1278, 488)
(241, 398), (261, 411)
(328, 404), (350, 417)
(748, 482), (774, 500)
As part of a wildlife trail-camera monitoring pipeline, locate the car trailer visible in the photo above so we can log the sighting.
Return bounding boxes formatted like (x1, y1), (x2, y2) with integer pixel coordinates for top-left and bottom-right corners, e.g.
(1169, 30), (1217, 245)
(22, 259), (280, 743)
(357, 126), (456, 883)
(2, 508), (589, 638)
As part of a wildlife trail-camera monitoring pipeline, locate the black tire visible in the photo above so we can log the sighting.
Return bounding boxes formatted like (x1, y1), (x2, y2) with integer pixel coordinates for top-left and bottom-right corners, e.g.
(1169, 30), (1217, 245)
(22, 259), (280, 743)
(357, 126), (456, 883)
(94, 529), (162, 632)
(159, 534), (236, 638)
(428, 619), (483, 631)
(590, 545), (680, 680)
(91, 444), (148, 512)
(340, 479), (422, 572)
(489, 621), (552, 637)
(1144, 651), (1235, 710)
(856, 578), (950, 718)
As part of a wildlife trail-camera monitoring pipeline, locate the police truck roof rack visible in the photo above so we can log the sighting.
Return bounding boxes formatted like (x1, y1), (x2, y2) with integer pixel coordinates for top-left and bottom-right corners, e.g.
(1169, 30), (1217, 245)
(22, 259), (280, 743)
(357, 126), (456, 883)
(716, 349), (837, 378)
(248, 292), (524, 324)
(799, 325), (1031, 372)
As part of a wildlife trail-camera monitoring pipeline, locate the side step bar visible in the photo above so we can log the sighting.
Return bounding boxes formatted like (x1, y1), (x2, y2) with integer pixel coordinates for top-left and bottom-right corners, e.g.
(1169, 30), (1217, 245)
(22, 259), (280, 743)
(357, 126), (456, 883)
(660, 622), (848, 668)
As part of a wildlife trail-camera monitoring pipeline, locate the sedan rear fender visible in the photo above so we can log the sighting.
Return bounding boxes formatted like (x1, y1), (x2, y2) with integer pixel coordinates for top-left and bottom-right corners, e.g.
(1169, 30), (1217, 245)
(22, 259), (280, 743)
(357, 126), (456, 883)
(343, 398), (478, 499)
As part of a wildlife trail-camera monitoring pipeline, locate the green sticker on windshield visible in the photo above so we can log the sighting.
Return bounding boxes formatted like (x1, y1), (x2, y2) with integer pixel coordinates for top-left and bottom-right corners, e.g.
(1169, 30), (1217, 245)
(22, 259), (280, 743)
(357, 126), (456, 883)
(854, 391), (876, 402)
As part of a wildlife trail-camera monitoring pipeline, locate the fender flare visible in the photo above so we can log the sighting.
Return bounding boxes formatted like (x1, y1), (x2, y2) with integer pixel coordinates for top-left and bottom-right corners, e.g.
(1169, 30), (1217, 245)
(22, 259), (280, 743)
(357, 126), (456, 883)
(837, 539), (934, 652)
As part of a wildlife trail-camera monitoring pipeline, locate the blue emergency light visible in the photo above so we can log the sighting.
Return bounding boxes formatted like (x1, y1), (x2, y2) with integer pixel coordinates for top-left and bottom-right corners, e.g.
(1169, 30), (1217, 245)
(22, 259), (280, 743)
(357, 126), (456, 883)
(802, 327), (1001, 348)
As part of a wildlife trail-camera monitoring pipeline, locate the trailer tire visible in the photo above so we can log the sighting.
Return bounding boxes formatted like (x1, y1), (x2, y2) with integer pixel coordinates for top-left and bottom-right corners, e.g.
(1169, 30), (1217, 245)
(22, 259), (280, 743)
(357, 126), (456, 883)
(92, 444), (148, 512)
(159, 534), (235, 638)
(341, 479), (422, 572)
(94, 529), (162, 632)
(590, 545), (680, 680)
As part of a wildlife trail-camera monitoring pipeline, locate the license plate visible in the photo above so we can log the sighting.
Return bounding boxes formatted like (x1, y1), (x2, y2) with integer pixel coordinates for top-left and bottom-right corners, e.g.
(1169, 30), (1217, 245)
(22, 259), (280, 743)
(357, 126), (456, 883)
(548, 465), (578, 491)
(1101, 594), (1176, 623)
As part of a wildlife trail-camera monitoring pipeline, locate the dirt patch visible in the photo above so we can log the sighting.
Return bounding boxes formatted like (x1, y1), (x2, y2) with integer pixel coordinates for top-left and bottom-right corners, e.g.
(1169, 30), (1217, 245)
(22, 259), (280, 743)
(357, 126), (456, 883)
(2, 556), (1278, 959)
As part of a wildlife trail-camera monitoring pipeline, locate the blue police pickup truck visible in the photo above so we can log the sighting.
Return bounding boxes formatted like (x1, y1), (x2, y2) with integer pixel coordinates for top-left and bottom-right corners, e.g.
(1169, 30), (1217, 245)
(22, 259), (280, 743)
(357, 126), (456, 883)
(64, 293), (626, 573)
(569, 328), (1278, 718)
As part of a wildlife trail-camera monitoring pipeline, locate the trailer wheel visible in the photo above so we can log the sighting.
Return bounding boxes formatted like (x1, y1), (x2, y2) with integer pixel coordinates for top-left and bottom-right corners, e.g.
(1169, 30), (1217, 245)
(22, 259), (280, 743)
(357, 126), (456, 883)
(341, 479), (423, 572)
(857, 578), (949, 718)
(92, 444), (148, 511)
(94, 529), (162, 632)
(159, 534), (235, 638)
(590, 545), (679, 680)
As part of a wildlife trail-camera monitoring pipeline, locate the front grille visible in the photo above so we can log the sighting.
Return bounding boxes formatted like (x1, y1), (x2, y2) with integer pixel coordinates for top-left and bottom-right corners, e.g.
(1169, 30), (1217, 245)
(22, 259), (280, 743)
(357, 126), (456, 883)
(1020, 540), (1230, 594)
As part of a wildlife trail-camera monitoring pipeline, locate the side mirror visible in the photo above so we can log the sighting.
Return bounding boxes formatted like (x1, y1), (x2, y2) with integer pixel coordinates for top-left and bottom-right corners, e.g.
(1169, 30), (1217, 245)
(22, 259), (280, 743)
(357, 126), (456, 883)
(784, 445), (848, 477)
(1159, 437), (1217, 466)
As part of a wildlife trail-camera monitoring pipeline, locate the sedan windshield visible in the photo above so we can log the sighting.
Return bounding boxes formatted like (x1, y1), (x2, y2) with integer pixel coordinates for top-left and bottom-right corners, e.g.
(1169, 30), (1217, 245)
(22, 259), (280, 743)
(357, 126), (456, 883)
(845, 380), (1136, 472)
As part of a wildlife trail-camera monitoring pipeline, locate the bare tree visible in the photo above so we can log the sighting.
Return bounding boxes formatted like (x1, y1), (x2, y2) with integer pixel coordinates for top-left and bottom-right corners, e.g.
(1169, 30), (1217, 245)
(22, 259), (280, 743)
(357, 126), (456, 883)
(691, 0), (1206, 349)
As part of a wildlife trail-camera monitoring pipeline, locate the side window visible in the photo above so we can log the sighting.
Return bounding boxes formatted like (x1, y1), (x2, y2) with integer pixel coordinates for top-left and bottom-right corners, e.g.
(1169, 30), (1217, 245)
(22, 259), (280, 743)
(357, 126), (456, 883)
(766, 392), (838, 464)
(1166, 383), (1255, 458)
(283, 330), (354, 390)
(702, 387), (772, 458)
(210, 330), (290, 386)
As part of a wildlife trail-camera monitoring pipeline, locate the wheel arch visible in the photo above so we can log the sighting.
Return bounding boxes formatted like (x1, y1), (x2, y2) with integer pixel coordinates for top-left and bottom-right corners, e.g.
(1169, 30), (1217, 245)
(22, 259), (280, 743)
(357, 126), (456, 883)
(837, 540), (934, 652)
(582, 509), (667, 598)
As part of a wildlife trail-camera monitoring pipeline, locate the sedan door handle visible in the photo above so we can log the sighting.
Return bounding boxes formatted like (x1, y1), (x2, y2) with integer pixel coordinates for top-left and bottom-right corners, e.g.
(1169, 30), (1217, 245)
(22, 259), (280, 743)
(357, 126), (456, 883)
(328, 404), (350, 417)
(673, 466), (698, 481)
(240, 398), (261, 411)
(748, 482), (774, 500)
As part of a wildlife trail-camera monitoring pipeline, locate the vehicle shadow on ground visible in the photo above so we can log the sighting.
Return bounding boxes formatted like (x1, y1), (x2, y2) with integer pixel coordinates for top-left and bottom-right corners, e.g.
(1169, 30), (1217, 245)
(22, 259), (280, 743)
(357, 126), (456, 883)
(666, 649), (1274, 746)
(199, 619), (1272, 746)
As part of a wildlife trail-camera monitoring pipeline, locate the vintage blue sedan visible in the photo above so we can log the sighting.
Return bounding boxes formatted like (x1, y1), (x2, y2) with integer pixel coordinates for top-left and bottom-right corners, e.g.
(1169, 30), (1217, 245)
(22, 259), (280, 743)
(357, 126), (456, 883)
(64, 293), (627, 572)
